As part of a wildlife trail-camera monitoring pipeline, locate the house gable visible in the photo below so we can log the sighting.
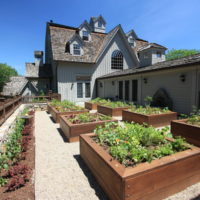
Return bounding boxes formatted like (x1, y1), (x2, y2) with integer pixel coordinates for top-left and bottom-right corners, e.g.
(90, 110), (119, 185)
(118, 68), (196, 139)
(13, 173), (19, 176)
(96, 25), (139, 68)
(79, 20), (92, 41)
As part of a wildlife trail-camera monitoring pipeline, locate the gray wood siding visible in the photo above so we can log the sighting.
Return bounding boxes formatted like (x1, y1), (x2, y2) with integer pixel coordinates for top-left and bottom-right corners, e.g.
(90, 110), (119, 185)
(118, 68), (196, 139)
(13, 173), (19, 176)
(57, 31), (138, 102)
(98, 65), (200, 114)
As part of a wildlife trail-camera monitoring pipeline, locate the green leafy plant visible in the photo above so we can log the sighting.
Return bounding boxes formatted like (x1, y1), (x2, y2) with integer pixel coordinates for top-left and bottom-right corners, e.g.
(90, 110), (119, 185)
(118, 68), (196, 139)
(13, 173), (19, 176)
(93, 122), (189, 167)
(67, 113), (111, 124)
(50, 99), (84, 112)
(100, 100), (130, 108)
(185, 106), (200, 127)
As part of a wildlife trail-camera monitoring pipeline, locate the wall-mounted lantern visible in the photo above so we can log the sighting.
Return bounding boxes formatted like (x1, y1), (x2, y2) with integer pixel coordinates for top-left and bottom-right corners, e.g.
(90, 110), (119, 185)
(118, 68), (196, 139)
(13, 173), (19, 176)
(180, 74), (186, 82)
(71, 83), (74, 90)
(112, 81), (115, 86)
(143, 78), (148, 84)
(100, 82), (103, 88)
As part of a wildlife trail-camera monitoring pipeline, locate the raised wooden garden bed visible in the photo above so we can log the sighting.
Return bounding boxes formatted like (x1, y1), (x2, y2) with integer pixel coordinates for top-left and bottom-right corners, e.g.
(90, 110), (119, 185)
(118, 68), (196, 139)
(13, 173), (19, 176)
(122, 110), (177, 127)
(47, 104), (88, 123)
(60, 114), (117, 142)
(80, 133), (200, 200)
(85, 102), (98, 110)
(171, 119), (200, 147)
(97, 105), (129, 117)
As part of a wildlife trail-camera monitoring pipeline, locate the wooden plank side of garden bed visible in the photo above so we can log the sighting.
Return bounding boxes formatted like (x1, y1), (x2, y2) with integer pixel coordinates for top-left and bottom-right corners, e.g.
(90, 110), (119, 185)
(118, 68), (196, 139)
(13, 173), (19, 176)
(122, 110), (177, 127)
(80, 133), (200, 200)
(48, 104), (88, 123)
(60, 115), (117, 142)
(171, 119), (200, 147)
(80, 134), (125, 200)
(85, 102), (97, 110)
(97, 105), (129, 117)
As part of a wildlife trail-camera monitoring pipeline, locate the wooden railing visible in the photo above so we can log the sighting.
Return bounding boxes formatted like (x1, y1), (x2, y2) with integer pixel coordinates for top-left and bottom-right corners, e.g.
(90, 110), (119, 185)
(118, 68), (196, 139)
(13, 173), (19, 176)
(0, 93), (61, 126)
(22, 93), (61, 103)
(0, 96), (22, 126)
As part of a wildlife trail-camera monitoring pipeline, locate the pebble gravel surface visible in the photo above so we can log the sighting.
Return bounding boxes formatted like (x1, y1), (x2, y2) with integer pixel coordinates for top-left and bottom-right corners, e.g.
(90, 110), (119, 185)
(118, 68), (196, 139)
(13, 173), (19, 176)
(35, 111), (200, 200)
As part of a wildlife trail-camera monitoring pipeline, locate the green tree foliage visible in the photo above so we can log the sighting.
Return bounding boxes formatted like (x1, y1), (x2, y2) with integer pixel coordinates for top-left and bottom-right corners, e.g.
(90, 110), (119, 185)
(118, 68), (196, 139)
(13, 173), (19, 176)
(0, 63), (18, 92)
(166, 49), (200, 61)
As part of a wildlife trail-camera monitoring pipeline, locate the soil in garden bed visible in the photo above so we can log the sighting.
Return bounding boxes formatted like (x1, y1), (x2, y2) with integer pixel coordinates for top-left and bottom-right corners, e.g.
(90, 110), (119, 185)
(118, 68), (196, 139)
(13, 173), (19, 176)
(0, 129), (35, 200)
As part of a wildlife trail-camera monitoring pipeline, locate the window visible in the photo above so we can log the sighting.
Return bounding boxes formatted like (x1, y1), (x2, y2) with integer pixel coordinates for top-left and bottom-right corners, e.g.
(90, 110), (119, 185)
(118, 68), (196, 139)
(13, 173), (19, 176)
(129, 37), (134, 46)
(82, 31), (89, 41)
(156, 51), (162, 58)
(73, 44), (81, 55)
(77, 83), (83, 98)
(111, 50), (123, 69)
(65, 43), (70, 53)
(85, 82), (91, 98)
(125, 80), (129, 101)
(132, 80), (138, 102)
(98, 20), (102, 28)
(144, 52), (148, 59)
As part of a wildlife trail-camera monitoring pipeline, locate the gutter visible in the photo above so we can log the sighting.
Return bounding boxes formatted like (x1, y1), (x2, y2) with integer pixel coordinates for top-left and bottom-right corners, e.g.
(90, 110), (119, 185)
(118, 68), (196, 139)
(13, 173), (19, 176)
(97, 62), (200, 80)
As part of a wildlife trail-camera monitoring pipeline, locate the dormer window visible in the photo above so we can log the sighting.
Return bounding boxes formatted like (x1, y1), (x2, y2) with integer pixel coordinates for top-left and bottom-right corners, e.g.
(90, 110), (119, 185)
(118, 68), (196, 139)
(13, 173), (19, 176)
(82, 31), (89, 41)
(156, 51), (162, 58)
(65, 42), (70, 53)
(98, 20), (102, 28)
(73, 44), (81, 55)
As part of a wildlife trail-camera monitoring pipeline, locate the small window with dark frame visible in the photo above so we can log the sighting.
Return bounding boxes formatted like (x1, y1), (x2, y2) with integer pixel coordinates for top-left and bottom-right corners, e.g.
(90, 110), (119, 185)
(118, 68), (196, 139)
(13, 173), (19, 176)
(98, 20), (102, 28)
(77, 83), (83, 98)
(73, 44), (81, 55)
(82, 31), (89, 41)
(156, 51), (162, 58)
(111, 50), (123, 69)
(85, 82), (91, 98)
(65, 42), (70, 53)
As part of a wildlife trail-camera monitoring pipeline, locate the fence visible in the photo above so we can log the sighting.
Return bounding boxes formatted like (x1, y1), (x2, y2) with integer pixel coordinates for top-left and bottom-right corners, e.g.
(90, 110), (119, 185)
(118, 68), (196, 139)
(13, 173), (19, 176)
(22, 93), (61, 103)
(0, 96), (22, 126)
(0, 93), (61, 126)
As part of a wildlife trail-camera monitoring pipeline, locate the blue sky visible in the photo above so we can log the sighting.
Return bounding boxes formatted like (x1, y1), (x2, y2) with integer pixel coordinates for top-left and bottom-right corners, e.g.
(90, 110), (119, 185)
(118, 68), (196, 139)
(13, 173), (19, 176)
(0, 0), (200, 75)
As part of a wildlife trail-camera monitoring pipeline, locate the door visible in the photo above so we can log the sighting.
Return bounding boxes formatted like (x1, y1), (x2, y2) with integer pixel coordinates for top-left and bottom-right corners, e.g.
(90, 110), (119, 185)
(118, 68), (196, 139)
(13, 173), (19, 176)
(132, 80), (138, 102)
(77, 81), (91, 101)
(119, 81), (123, 100)
(125, 80), (129, 101)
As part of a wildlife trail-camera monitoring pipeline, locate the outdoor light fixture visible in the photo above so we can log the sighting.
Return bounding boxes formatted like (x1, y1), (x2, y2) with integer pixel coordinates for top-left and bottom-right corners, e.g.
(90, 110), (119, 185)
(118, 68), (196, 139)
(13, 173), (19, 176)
(143, 78), (148, 84)
(71, 83), (74, 89)
(180, 74), (186, 82)
(112, 81), (115, 86)
(100, 82), (103, 88)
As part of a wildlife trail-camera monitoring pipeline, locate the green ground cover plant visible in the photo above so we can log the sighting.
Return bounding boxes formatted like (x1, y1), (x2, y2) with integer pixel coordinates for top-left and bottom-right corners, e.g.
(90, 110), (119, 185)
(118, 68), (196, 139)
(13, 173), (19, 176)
(0, 108), (29, 187)
(100, 100), (131, 108)
(89, 97), (108, 104)
(93, 122), (189, 167)
(185, 107), (200, 127)
(129, 106), (170, 115)
(67, 113), (111, 124)
(50, 99), (84, 112)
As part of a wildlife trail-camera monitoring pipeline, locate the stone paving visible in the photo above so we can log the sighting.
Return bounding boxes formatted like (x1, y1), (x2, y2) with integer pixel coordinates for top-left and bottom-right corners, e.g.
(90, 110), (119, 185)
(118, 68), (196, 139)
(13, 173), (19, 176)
(35, 111), (200, 200)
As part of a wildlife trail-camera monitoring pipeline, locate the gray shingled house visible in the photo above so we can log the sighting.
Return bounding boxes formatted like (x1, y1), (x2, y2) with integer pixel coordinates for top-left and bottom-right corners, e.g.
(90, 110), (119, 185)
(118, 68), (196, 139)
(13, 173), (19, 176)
(3, 51), (52, 96)
(3, 15), (200, 114)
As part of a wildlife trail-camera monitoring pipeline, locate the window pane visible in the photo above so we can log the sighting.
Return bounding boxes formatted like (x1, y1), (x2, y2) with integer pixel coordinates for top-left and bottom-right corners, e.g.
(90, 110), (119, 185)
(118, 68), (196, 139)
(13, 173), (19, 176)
(125, 80), (129, 101)
(111, 50), (123, 69)
(132, 80), (138, 102)
(77, 83), (83, 98)
(85, 82), (91, 98)
(73, 44), (81, 55)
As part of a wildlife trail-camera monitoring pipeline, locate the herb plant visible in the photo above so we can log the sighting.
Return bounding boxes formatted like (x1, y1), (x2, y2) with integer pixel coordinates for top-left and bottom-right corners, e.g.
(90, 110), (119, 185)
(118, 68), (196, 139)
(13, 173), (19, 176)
(50, 99), (84, 112)
(93, 122), (189, 167)
(67, 113), (111, 124)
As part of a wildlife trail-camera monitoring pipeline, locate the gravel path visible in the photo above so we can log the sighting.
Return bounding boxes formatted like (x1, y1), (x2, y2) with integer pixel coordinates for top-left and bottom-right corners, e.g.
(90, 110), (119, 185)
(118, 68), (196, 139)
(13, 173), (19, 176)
(35, 111), (200, 200)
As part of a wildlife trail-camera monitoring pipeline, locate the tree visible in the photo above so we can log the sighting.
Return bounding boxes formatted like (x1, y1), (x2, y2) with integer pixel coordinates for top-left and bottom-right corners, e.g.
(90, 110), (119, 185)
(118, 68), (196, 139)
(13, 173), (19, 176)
(166, 49), (200, 61)
(0, 63), (18, 92)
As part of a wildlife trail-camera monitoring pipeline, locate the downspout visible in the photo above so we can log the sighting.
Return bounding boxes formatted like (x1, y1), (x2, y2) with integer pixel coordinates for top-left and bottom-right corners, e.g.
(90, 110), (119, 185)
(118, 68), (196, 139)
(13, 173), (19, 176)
(195, 66), (199, 108)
